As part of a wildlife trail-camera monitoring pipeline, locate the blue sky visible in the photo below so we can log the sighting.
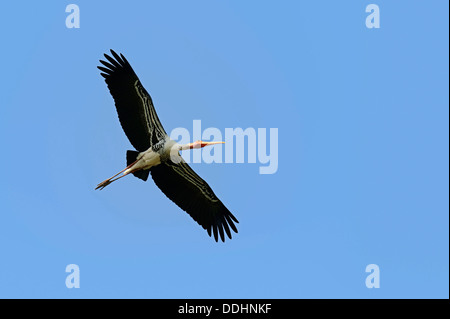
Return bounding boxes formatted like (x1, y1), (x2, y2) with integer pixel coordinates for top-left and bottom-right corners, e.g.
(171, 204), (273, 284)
(0, 1), (448, 298)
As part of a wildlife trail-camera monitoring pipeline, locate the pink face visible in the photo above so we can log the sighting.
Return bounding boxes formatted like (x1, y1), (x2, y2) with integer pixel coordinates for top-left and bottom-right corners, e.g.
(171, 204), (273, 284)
(191, 140), (203, 149)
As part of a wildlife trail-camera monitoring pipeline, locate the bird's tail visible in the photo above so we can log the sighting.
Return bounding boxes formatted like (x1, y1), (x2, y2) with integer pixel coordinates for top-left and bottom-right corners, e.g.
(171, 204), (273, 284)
(126, 150), (150, 181)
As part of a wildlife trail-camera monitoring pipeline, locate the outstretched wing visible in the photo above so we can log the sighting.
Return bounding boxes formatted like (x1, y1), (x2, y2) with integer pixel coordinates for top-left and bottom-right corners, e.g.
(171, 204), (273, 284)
(98, 50), (167, 151)
(150, 160), (239, 242)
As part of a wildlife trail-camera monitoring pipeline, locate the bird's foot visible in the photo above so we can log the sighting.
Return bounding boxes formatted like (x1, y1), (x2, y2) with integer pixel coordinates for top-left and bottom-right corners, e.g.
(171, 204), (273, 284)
(95, 179), (112, 190)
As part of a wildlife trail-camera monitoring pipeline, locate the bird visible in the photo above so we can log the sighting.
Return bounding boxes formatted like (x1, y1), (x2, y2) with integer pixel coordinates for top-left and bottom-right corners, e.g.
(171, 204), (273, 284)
(95, 50), (238, 242)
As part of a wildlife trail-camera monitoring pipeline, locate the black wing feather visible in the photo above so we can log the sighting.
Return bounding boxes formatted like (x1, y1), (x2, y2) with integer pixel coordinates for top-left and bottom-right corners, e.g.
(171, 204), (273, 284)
(150, 161), (239, 242)
(98, 49), (167, 152)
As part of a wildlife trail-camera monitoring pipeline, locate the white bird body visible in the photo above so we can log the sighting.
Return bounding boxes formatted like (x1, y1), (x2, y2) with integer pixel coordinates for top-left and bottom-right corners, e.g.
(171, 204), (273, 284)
(123, 149), (161, 176)
(123, 138), (183, 175)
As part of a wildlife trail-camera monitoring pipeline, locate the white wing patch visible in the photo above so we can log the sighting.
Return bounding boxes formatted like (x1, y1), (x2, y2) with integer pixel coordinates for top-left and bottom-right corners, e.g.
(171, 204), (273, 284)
(134, 80), (166, 146)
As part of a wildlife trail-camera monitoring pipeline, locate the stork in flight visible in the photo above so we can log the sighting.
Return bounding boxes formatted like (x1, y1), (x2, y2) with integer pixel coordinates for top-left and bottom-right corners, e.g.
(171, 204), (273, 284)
(95, 50), (238, 242)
